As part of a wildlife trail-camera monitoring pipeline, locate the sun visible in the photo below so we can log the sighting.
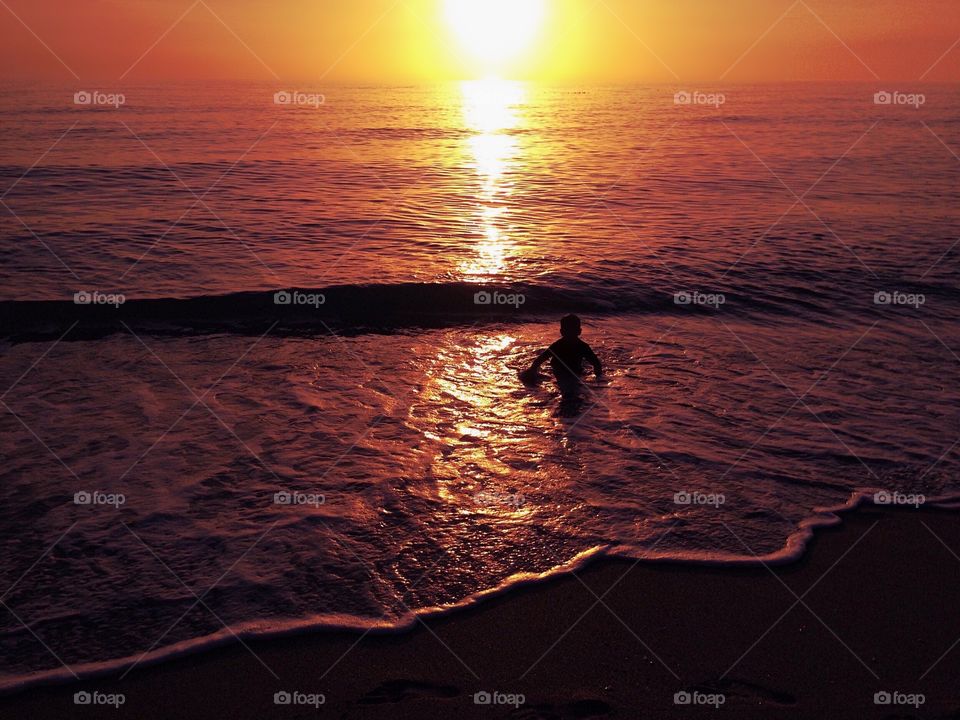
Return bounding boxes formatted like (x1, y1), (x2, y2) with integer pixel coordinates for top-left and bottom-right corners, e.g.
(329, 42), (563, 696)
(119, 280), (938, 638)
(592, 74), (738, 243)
(444, 0), (546, 67)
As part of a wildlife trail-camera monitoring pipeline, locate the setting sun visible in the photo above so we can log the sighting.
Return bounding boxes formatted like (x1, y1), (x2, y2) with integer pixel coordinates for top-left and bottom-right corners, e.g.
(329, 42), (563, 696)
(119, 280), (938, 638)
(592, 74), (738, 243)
(444, 0), (546, 69)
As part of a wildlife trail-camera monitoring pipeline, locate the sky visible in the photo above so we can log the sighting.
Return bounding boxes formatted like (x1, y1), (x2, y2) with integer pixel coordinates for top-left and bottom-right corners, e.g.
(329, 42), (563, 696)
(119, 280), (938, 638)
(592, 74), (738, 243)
(0, 0), (958, 83)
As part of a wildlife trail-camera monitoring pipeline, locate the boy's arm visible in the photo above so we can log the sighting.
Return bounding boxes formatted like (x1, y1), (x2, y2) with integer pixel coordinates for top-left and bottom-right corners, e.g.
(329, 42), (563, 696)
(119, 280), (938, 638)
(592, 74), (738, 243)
(583, 343), (603, 377)
(529, 347), (553, 372)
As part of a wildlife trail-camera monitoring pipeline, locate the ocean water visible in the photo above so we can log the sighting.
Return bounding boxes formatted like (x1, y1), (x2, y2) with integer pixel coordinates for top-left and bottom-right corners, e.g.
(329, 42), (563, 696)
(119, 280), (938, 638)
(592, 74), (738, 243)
(0, 81), (959, 690)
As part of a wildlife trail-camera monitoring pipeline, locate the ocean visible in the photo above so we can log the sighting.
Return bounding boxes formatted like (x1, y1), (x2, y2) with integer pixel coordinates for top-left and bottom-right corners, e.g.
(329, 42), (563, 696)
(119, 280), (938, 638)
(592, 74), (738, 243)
(0, 80), (958, 691)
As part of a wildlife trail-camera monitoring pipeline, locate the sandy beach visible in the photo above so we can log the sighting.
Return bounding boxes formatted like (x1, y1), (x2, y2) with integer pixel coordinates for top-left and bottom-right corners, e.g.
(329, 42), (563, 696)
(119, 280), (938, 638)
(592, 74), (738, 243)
(3, 504), (957, 719)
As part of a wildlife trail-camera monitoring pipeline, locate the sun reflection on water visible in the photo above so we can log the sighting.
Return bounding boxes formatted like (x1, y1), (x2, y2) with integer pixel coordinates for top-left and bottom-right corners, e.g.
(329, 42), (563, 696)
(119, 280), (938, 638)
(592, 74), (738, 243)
(458, 78), (527, 279)
(418, 331), (542, 521)
(420, 82), (548, 526)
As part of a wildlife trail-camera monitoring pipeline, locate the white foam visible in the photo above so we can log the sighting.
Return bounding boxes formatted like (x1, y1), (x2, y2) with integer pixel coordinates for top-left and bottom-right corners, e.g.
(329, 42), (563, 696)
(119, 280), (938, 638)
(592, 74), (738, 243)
(7, 493), (960, 697)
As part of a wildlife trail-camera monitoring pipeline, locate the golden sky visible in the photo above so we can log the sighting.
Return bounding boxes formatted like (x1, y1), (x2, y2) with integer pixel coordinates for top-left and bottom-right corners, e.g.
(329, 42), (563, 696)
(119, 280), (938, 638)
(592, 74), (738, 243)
(1, 0), (958, 83)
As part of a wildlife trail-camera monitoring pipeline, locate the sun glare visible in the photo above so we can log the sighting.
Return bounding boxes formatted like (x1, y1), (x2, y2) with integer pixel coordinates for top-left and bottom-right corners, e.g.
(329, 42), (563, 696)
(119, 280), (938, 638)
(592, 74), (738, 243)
(444, 0), (546, 68)
(458, 78), (527, 279)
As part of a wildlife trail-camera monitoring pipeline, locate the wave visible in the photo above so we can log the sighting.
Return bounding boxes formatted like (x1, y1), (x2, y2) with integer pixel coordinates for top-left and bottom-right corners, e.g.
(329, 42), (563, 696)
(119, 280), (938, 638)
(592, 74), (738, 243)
(3, 276), (952, 342)
(0, 282), (707, 342)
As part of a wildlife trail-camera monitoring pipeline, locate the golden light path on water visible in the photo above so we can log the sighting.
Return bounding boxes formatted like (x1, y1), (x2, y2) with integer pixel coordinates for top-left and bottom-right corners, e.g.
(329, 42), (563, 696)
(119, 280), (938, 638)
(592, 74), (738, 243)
(457, 77), (527, 279)
(422, 328), (540, 524)
(406, 79), (554, 528)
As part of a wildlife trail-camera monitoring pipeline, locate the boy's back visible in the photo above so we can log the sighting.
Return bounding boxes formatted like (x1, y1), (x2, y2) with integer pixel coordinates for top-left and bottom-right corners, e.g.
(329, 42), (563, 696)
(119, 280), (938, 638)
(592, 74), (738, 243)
(546, 336), (600, 379)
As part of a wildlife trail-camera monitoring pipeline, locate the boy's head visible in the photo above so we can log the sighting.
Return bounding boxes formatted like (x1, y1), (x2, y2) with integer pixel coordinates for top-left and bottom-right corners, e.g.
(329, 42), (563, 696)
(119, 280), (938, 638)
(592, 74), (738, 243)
(560, 314), (582, 338)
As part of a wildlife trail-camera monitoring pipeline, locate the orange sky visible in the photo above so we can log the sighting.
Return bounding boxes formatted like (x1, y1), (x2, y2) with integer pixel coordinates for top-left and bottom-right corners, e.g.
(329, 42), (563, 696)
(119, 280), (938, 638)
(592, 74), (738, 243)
(1, 0), (958, 83)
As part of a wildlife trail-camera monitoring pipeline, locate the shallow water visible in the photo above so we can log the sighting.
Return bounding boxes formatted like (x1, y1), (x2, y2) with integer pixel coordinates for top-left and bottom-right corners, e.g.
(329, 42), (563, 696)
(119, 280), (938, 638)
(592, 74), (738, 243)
(0, 81), (958, 689)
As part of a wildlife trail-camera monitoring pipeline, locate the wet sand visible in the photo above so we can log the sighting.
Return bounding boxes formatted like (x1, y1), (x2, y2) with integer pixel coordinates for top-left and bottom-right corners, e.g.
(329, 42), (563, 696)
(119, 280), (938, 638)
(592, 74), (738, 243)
(4, 505), (960, 719)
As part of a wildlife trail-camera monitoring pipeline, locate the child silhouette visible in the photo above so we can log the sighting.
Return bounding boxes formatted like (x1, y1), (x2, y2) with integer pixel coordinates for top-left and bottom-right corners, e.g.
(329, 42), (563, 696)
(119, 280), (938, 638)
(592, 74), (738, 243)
(521, 315), (602, 408)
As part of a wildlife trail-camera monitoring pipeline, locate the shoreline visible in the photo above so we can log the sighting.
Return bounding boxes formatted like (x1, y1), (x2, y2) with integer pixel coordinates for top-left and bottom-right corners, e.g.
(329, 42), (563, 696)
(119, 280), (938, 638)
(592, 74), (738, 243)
(5, 504), (960, 718)
(0, 490), (907, 698)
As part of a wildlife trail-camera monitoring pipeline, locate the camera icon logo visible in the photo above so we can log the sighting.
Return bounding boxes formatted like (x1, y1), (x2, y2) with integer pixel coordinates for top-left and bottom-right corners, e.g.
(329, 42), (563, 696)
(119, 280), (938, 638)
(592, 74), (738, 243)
(673, 491), (691, 505)
(274, 491), (292, 505)
(674, 691), (692, 705)
(473, 291), (492, 305)
(274, 691), (292, 704)
(73, 691), (91, 705)
(874, 490), (892, 505)
(873, 291), (891, 305)
(73, 91), (92, 105)
(674, 91), (691, 105)
(274, 290), (292, 305)
(74, 291), (92, 305)
(874, 691), (892, 705)
(74, 491), (92, 505)
(273, 91), (292, 105)
(673, 291), (691, 305)
(473, 691), (492, 705)
(874, 91), (892, 105)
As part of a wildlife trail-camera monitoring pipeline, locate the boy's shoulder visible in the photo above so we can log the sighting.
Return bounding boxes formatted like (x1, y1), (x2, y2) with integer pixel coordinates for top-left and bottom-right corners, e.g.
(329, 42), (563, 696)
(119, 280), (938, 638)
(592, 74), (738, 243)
(550, 337), (592, 351)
